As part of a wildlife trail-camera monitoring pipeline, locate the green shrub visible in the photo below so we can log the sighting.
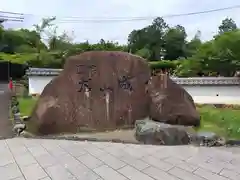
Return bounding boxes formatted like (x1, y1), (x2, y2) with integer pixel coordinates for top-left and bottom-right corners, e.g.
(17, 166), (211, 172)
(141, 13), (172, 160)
(173, 58), (202, 77)
(148, 60), (178, 70)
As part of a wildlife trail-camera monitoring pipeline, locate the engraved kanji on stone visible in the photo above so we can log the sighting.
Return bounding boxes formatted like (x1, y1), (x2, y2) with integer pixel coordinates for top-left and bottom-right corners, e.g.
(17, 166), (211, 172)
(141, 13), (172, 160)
(118, 75), (133, 92)
(77, 78), (92, 92)
(76, 64), (97, 77)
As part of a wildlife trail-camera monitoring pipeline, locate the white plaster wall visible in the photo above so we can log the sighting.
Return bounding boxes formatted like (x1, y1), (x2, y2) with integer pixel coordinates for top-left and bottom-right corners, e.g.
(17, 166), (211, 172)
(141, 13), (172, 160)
(28, 76), (240, 104)
(182, 85), (240, 104)
(28, 76), (54, 95)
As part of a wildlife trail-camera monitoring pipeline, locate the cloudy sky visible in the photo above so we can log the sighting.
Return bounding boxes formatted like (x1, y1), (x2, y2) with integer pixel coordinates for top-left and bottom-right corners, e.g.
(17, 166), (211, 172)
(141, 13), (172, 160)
(1, 0), (240, 44)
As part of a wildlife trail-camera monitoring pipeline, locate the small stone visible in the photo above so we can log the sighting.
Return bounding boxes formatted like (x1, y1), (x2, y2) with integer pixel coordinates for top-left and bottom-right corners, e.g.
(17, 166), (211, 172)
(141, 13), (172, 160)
(197, 132), (218, 139)
(13, 123), (26, 130)
(191, 131), (225, 147)
(22, 116), (30, 121)
(13, 124), (26, 135)
(19, 131), (34, 138)
(135, 118), (190, 145)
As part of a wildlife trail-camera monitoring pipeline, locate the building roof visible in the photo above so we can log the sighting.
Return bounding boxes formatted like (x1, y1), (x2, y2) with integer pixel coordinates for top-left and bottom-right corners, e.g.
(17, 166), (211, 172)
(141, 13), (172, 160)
(172, 77), (240, 85)
(26, 68), (62, 76)
(26, 68), (240, 85)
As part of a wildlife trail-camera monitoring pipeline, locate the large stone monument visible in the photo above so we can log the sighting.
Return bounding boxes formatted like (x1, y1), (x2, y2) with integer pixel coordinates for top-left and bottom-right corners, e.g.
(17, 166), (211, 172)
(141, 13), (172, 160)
(30, 51), (200, 135)
(30, 51), (151, 134)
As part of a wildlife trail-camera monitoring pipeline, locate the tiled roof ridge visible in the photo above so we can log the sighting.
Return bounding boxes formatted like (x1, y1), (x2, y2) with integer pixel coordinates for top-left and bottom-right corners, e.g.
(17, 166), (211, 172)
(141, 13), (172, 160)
(26, 68), (240, 85)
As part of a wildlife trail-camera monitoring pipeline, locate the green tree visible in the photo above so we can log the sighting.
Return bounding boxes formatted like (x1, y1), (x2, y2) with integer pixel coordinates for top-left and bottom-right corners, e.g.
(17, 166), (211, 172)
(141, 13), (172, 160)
(218, 18), (237, 34)
(210, 30), (240, 76)
(193, 30), (240, 76)
(185, 31), (202, 57)
(128, 29), (148, 54)
(164, 25), (187, 60)
(135, 48), (151, 59)
(174, 58), (202, 77)
(128, 17), (168, 60)
(48, 28), (74, 51)
(0, 28), (43, 53)
(148, 17), (168, 60)
(33, 17), (56, 57)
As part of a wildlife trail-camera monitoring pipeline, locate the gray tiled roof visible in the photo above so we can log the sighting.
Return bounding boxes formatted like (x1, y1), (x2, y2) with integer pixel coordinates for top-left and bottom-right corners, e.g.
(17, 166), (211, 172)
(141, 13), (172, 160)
(172, 77), (240, 85)
(26, 68), (240, 85)
(26, 68), (63, 76)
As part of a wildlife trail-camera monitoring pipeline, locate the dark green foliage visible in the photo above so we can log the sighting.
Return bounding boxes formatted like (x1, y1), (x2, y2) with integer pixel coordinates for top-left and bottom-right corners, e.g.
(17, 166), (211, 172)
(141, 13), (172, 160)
(0, 17), (239, 77)
(149, 60), (178, 70)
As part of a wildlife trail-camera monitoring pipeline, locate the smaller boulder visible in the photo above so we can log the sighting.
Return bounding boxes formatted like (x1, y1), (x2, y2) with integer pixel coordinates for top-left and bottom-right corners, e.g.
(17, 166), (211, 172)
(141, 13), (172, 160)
(22, 116), (30, 121)
(148, 74), (200, 127)
(19, 131), (34, 138)
(135, 118), (190, 145)
(13, 123), (26, 135)
(190, 132), (225, 147)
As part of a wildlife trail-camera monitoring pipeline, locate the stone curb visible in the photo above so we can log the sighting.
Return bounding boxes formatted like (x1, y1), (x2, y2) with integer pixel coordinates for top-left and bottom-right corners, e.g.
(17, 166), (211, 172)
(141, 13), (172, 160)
(225, 140), (240, 147)
(1, 133), (240, 147)
(23, 135), (141, 145)
(0, 135), (15, 140)
(18, 132), (240, 147)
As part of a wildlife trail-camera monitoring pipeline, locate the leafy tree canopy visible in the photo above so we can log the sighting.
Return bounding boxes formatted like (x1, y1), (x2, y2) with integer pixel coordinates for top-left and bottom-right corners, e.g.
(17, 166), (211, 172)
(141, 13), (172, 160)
(0, 17), (239, 77)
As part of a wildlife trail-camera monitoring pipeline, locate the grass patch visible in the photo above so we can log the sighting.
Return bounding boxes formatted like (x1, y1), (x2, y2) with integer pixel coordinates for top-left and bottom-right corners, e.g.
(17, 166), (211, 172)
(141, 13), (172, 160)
(18, 97), (37, 116)
(17, 97), (240, 139)
(196, 106), (240, 139)
(17, 97), (38, 134)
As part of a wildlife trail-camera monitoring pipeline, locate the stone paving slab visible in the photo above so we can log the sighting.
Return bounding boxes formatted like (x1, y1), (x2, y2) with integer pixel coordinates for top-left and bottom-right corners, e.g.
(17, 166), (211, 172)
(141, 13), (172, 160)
(0, 138), (240, 180)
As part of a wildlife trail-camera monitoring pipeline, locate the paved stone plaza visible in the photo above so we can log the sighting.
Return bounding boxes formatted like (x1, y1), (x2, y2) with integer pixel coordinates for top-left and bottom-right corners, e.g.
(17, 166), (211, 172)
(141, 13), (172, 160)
(1, 138), (240, 180)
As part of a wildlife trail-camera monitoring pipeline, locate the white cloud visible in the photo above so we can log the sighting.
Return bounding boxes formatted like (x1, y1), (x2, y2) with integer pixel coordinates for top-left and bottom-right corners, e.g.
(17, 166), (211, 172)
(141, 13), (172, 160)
(1, 0), (240, 44)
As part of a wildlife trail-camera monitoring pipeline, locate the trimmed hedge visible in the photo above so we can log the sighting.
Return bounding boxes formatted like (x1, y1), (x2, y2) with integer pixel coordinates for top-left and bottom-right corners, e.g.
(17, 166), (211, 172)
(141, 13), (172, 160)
(148, 60), (179, 70)
(1, 52), (181, 72)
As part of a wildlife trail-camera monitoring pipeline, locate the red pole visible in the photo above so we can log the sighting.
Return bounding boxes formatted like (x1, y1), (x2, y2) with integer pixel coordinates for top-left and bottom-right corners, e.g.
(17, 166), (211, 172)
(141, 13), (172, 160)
(9, 78), (13, 91)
